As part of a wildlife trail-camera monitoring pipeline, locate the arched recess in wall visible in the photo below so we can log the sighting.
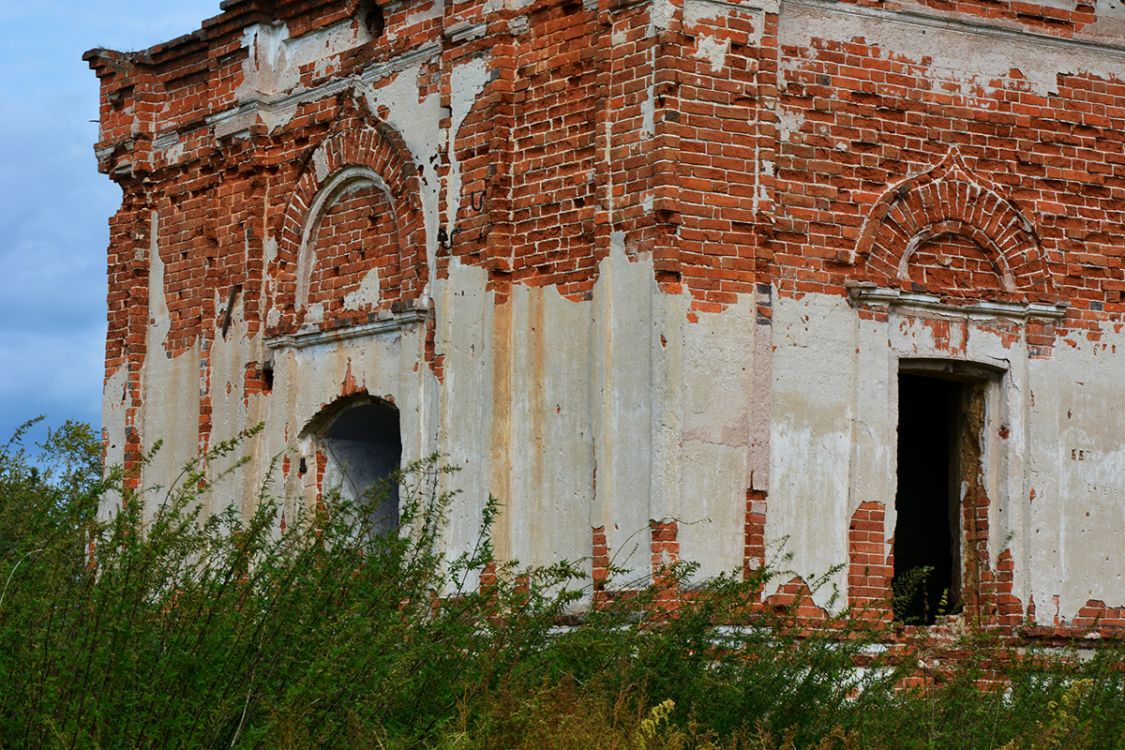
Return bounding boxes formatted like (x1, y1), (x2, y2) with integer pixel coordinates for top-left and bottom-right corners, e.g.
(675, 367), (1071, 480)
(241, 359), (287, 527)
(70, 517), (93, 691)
(301, 393), (402, 535)
(851, 150), (1053, 302)
(269, 118), (427, 335)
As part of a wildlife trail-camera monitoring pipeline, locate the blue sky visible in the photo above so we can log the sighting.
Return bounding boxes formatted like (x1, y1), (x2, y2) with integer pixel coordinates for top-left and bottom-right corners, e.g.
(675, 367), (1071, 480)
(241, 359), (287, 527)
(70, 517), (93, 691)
(0, 1), (222, 445)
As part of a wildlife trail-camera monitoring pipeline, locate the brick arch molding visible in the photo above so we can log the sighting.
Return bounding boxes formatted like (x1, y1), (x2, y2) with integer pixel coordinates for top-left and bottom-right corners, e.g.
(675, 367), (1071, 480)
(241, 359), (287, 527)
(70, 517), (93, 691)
(852, 149), (1053, 300)
(298, 390), (397, 440)
(269, 115), (427, 333)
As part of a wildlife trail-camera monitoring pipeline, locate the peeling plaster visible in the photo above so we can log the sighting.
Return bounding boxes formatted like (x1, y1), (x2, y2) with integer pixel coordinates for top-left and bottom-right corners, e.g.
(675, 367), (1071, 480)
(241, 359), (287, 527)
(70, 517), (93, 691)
(694, 35), (731, 73)
(154, 132), (185, 164)
(101, 364), (128, 515)
(762, 285), (1125, 622)
(780, 1), (1125, 99)
(364, 64), (443, 293)
(1086, 0), (1125, 41)
(266, 310), (436, 515)
(1027, 319), (1125, 622)
(312, 148), (330, 184)
(433, 258), (495, 590)
(768, 293), (856, 607)
(148, 212), (169, 351)
(206, 293), (262, 516)
(104, 0), (1125, 623)
(685, 0), (769, 44)
(640, 90), (656, 138)
(447, 57), (491, 233)
(344, 269), (382, 310)
(776, 108), (805, 142)
(237, 19), (374, 107)
(140, 211), (201, 515)
(484, 0), (533, 14)
(649, 0), (676, 35)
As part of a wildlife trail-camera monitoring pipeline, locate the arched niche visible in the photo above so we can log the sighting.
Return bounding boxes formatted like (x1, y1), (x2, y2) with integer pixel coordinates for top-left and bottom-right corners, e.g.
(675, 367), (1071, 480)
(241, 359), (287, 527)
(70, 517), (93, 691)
(900, 221), (1010, 296)
(270, 119), (427, 336)
(303, 394), (402, 535)
(852, 150), (1053, 302)
(295, 166), (400, 315)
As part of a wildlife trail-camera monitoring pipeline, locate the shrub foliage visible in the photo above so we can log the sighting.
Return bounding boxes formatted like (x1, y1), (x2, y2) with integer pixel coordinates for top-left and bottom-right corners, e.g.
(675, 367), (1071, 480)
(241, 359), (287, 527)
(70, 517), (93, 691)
(0, 420), (1124, 748)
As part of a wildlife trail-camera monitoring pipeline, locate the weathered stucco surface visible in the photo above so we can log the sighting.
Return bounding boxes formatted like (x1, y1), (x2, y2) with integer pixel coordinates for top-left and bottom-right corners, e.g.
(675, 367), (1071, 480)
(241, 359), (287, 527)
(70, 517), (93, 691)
(89, 0), (1125, 633)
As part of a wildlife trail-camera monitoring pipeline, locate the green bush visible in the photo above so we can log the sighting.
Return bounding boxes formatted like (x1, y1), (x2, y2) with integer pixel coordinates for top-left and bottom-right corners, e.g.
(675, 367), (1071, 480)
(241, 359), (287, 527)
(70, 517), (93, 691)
(1, 420), (1124, 749)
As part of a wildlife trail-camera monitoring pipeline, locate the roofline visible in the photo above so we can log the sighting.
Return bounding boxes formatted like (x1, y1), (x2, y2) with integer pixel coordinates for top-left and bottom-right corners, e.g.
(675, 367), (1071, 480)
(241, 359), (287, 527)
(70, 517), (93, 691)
(83, 0), (355, 77)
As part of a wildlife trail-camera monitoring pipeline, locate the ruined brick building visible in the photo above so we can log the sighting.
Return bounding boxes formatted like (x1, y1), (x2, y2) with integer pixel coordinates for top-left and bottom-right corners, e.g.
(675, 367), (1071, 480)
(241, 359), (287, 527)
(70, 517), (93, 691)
(88, 0), (1125, 630)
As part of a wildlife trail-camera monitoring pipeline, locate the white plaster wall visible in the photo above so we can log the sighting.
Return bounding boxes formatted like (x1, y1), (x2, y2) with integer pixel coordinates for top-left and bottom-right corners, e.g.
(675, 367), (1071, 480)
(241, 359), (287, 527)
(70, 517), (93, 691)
(113, 5), (763, 595)
(128, 242), (1125, 625)
(591, 235), (656, 582)
(768, 292), (857, 605)
(363, 64), (443, 291)
(1026, 323), (1125, 622)
(447, 57), (491, 236)
(205, 291), (270, 519)
(259, 319), (438, 525)
(433, 259), (495, 584)
(886, 310), (1032, 605)
(850, 315), (895, 516)
(100, 364), (128, 517)
(675, 297), (756, 579)
(140, 211), (202, 519)
(237, 19), (376, 109)
(765, 288), (1125, 622)
(505, 283), (596, 570)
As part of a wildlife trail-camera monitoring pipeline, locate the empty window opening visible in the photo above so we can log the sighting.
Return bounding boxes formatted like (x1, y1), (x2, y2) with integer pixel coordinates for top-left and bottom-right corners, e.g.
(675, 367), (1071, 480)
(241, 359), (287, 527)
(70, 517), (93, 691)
(322, 400), (401, 536)
(894, 372), (977, 625)
(363, 1), (386, 38)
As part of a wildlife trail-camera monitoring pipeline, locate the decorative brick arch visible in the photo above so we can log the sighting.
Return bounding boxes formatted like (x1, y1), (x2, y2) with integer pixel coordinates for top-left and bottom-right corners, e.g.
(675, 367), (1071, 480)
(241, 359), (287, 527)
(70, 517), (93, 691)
(270, 115), (427, 333)
(853, 150), (1052, 300)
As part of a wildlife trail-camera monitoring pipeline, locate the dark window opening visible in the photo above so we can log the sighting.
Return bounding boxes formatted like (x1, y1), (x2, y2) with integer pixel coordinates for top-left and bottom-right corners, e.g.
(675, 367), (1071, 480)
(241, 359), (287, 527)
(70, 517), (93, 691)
(322, 400), (401, 536)
(894, 373), (968, 625)
(363, 2), (385, 38)
(262, 360), (274, 392)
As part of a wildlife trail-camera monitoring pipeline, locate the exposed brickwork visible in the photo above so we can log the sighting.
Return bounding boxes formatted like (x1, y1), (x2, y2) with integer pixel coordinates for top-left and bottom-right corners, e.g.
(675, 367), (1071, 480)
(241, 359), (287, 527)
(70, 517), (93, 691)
(770, 18), (1125, 331)
(591, 525), (610, 598)
(847, 501), (892, 622)
(271, 115), (427, 335)
(909, 0), (1097, 35)
(743, 488), (767, 577)
(908, 234), (1005, 296)
(853, 151), (1052, 299)
(979, 548), (1025, 628)
(650, 519), (680, 610)
(763, 577), (831, 626)
(88, 0), (1125, 349)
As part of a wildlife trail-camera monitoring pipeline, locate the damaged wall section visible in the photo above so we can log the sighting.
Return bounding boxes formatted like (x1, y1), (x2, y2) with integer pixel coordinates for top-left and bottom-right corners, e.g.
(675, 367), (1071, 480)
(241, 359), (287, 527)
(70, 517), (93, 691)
(87, 0), (1125, 635)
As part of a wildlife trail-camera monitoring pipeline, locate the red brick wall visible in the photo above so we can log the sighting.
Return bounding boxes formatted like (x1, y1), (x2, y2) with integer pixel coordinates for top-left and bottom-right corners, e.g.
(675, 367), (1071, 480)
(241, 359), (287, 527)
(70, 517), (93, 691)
(908, 234), (1005, 297)
(771, 18), (1124, 324)
(304, 183), (398, 320)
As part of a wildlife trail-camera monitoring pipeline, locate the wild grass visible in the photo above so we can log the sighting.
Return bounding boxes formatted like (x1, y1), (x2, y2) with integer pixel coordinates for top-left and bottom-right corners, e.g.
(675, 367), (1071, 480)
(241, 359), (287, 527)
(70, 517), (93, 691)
(0, 420), (1123, 749)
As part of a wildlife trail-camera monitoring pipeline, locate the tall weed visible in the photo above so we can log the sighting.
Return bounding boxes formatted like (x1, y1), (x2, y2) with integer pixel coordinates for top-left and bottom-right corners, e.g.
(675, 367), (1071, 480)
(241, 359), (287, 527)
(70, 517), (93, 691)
(0, 422), (1123, 748)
